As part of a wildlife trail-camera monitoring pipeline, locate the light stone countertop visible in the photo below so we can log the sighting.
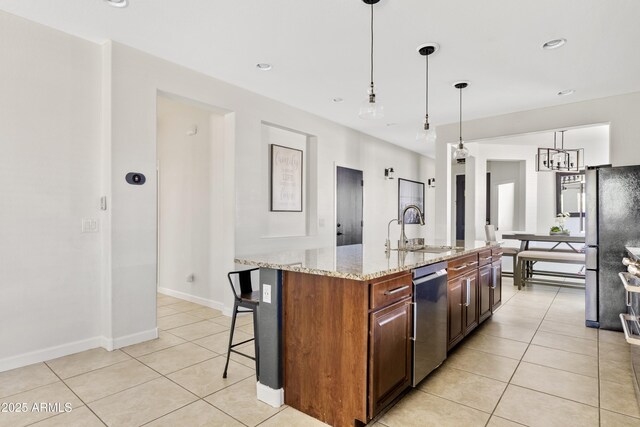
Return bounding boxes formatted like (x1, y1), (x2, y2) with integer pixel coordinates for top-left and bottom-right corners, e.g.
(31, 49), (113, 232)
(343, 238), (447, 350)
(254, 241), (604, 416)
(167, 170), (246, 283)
(235, 240), (500, 281)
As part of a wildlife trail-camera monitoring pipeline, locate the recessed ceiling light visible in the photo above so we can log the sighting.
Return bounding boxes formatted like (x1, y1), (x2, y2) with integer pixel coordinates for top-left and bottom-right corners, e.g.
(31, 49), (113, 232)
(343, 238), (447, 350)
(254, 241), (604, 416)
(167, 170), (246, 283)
(333, 97), (344, 103)
(256, 63), (272, 71)
(104, 0), (128, 8)
(542, 38), (567, 50)
(558, 89), (575, 96)
(386, 123), (398, 127)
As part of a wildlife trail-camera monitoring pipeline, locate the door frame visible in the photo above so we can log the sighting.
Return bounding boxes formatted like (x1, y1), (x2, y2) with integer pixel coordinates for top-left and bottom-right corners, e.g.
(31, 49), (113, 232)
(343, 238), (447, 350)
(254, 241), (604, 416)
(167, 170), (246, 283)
(334, 162), (365, 246)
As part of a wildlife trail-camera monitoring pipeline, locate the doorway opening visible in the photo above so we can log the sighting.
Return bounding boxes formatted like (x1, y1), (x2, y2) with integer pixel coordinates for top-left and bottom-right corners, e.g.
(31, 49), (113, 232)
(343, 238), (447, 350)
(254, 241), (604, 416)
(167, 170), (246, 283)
(336, 166), (363, 246)
(156, 93), (229, 317)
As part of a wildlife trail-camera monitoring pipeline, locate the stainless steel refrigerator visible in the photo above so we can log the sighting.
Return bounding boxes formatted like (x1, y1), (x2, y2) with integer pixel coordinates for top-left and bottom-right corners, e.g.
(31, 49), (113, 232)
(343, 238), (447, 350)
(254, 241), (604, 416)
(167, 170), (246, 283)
(586, 165), (640, 330)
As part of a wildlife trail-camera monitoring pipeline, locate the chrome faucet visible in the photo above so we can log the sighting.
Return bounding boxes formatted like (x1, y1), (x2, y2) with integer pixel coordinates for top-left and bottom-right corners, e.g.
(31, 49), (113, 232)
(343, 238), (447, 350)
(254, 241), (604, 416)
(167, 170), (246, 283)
(399, 204), (425, 250)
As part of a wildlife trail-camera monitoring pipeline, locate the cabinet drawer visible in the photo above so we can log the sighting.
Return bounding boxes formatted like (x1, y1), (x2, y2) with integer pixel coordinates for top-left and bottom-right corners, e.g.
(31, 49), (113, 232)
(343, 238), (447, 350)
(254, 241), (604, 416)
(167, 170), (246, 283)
(491, 247), (504, 258)
(478, 249), (493, 267)
(447, 253), (478, 279)
(370, 273), (413, 310)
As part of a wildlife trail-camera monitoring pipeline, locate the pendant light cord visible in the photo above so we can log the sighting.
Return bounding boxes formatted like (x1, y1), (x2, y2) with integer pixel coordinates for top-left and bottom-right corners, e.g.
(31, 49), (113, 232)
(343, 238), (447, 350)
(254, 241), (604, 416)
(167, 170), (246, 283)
(425, 53), (429, 120)
(459, 86), (463, 143)
(370, 3), (374, 87)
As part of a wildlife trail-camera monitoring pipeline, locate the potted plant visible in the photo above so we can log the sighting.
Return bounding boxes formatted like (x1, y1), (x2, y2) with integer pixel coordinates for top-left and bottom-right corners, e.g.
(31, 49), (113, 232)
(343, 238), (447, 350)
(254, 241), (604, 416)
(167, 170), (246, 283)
(550, 212), (571, 235)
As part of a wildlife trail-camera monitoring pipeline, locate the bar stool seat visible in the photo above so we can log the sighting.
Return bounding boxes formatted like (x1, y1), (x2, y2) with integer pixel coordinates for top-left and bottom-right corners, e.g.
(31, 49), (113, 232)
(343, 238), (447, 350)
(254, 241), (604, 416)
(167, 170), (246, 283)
(223, 268), (260, 380)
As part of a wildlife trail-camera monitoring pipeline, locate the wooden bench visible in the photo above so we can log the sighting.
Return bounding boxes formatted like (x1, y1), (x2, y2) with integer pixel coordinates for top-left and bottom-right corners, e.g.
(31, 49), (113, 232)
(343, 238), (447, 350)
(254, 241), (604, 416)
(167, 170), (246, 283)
(515, 250), (586, 290)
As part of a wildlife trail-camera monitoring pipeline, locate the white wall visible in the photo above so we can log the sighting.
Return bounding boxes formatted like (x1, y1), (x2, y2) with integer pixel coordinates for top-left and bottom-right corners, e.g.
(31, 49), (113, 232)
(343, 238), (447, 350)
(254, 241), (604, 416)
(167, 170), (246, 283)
(0, 11), (435, 370)
(419, 156), (437, 242)
(262, 124), (309, 239)
(0, 12), (103, 370)
(106, 42), (431, 343)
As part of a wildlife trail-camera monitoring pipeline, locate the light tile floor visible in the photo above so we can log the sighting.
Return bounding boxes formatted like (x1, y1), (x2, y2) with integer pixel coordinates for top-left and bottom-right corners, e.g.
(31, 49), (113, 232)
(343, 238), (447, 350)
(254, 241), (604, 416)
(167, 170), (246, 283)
(2, 281), (639, 426)
(377, 278), (640, 427)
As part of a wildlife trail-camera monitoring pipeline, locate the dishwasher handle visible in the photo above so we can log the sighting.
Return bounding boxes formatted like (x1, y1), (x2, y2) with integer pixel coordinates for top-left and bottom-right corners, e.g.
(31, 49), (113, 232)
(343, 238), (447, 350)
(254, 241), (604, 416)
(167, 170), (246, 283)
(411, 302), (417, 341)
(413, 269), (447, 286)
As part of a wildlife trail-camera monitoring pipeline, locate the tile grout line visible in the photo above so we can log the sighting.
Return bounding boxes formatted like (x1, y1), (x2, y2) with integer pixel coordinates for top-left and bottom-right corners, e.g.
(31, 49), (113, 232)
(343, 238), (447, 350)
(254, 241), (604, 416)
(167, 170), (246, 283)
(483, 285), (561, 426)
(132, 304), (264, 427)
(415, 388), (495, 416)
(35, 361), (109, 427)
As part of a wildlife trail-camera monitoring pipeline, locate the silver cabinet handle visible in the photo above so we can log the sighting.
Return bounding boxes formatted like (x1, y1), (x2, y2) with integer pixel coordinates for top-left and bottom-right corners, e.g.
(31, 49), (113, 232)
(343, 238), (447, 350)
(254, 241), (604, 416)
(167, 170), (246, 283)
(452, 264), (467, 271)
(491, 266), (498, 289)
(466, 278), (471, 307)
(493, 252), (504, 257)
(384, 285), (410, 296)
(467, 261), (478, 267)
(484, 256), (493, 260)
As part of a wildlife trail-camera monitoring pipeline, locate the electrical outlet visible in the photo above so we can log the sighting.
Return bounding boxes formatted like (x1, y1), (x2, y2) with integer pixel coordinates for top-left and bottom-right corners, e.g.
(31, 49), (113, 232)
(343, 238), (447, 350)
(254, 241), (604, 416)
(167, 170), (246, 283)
(262, 284), (271, 304)
(81, 218), (99, 233)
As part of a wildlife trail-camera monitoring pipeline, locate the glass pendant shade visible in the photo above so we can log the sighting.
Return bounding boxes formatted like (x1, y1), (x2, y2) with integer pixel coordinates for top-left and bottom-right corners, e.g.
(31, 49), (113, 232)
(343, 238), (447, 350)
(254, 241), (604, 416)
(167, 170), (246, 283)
(359, 88), (384, 119)
(453, 141), (469, 160)
(416, 126), (437, 143)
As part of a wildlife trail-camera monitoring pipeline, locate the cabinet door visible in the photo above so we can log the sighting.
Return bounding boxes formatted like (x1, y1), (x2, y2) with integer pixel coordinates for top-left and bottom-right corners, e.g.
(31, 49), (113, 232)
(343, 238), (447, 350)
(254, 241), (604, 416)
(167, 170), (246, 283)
(463, 271), (479, 335)
(478, 265), (492, 323)
(447, 277), (464, 350)
(369, 298), (411, 418)
(491, 261), (502, 311)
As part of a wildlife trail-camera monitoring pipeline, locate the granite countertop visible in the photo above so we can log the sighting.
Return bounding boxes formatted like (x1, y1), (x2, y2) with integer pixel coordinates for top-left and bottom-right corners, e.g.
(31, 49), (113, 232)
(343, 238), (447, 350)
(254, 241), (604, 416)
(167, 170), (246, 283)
(627, 247), (640, 262)
(235, 240), (499, 281)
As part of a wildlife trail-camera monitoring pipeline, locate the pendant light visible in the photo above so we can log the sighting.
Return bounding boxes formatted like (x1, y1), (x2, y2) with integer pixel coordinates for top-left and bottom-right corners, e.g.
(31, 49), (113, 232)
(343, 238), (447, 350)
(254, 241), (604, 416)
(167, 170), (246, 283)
(536, 130), (584, 172)
(452, 82), (469, 161)
(416, 43), (439, 144)
(359, 0), (384, 120)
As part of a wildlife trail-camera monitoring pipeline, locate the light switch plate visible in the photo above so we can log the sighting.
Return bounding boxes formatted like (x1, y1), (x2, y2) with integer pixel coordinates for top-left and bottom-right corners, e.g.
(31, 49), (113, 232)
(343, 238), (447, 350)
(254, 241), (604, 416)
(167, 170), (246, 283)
(263, 284), (272, 304)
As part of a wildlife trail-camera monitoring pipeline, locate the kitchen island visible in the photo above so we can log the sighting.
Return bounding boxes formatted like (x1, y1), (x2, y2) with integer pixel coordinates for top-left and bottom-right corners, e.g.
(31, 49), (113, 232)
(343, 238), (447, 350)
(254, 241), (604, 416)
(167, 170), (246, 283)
(235, 241), (502, 427)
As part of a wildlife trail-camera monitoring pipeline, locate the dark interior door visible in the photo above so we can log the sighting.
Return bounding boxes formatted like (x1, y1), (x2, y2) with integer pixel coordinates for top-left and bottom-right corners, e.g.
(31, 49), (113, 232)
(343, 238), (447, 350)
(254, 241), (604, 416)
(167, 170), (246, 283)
(456, 174), (466, 241)
(336, 166), (363, 246)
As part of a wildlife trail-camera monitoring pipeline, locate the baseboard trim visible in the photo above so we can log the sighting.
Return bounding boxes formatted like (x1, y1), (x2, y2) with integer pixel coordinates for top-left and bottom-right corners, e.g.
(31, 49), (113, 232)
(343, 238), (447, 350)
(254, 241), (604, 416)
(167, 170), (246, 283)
(0, 336), (103, 373)
(103, 328), (159, 351)
(256, 381), (284, 408)
(158, 287), (226, 312)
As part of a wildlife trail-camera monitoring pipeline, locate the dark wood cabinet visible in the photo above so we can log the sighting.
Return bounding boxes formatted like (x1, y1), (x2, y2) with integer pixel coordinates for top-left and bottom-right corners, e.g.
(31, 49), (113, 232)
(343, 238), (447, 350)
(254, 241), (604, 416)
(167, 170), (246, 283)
(447, 275), (465, 349)
(491, 260), (502, 311)
(447, 267), (479, 349)
(479, 264), (492, 323)
(369, 297), (412, 418)
(463, 270), (479, 335)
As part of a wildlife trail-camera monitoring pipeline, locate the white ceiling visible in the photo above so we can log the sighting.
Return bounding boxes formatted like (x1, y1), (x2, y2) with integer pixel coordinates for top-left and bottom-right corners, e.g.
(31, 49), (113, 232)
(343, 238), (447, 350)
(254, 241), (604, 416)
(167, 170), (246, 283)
(1, 0), (639, 157)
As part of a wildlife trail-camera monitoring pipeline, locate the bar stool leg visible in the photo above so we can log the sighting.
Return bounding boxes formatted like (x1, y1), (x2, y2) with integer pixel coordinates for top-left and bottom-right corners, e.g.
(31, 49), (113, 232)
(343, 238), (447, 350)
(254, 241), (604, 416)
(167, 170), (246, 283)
(515, 258), (522, 290)
(222, 301), (239, 379)
(252, 306), (260, 380)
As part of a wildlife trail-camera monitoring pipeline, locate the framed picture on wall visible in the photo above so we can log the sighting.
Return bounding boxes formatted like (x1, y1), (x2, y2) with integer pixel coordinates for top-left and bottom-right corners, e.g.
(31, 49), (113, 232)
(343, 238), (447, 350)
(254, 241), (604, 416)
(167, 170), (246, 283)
(270, 144), (303, 212)
(398, 178), (425, 224)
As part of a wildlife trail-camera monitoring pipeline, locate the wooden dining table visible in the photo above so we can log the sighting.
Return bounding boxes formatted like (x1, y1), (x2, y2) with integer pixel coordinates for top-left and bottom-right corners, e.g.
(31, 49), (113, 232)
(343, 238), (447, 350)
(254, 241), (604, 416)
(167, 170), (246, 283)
(501, 233), (586, 253)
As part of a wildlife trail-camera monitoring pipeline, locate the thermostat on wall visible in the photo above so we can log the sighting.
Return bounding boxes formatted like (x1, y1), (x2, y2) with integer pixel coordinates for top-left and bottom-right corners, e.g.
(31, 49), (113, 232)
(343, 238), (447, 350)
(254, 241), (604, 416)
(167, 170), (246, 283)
(125, 172), (146, 185)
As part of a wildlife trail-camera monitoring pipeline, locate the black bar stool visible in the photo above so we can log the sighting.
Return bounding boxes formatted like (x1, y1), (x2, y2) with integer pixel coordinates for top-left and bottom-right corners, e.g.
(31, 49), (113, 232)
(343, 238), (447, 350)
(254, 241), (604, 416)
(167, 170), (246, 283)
(223, 268), (260, 380)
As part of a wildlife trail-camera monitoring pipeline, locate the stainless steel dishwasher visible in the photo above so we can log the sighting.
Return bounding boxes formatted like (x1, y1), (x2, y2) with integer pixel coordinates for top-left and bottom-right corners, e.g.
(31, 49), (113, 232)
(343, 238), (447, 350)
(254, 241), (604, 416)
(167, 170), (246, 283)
(411, 261), (448, 386)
